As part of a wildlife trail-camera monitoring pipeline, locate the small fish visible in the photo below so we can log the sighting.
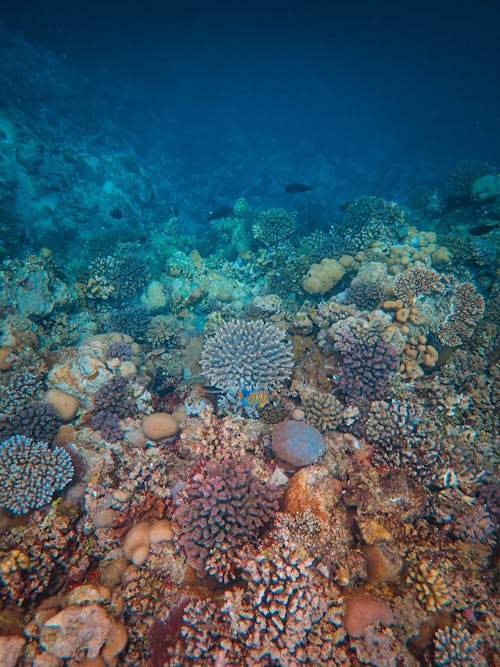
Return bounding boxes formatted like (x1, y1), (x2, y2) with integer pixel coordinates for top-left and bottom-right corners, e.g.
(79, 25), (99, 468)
(193, 384), (222, 395)
(237, 388), (275, 409)
(207, 206), (234, 221)
(469, 222), (499, 236)
(284, 183), (314, 193)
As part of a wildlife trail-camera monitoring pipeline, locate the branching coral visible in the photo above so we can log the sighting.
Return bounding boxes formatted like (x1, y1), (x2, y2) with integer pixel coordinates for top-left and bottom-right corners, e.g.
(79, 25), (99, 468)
(252, 208), (297, 247)
(201, 318), (293, 392)
(167, 516), (346, 666)
(333, 326), (399, 403)
(173, 456), (280, 581)
(393, 264), (446, 305)
(0, 435), (73, 514)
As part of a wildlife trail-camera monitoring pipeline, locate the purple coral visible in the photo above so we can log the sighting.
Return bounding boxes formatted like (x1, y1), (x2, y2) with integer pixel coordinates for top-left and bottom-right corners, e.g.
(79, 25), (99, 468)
(333, 327), (399, 403)
(0, 400), (62, 443)
(92, 375), (135, 418)
(90, 376), (135, 443)
(173, 456), (280, 581)
(106, 341), (133, 361)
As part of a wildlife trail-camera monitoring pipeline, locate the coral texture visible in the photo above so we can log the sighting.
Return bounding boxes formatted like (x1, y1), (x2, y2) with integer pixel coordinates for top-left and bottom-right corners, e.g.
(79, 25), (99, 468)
(333, 326), (399, 403)
(201, 318), (293, 392)
(0, 435), (73, 514)
(173, 456), (280, 581)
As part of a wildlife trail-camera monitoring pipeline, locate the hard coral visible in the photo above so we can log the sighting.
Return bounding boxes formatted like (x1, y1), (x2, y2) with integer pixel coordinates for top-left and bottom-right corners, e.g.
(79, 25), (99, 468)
(0, 434), (73, 514)
(433, 622), (487, 667)
(0, 399), (62, 442)
(173, 456), (280, 581)
(393, 264), (446, 305)
(333, 327), (399, 403)
(444, 159), (493, 200)
(201, 318), (293, 392)
(168, 520), (346, 665)
(437, 282), (485, 347)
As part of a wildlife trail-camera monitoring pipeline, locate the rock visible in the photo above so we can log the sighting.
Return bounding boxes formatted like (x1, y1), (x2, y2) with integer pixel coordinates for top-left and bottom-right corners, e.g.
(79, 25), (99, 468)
(343, 589), (394, 637)
(45, 389), (80, 421)
(67, 585), (111, 606)
(142, 412), (178, 440)
(92, 509), (116, 529)
(284, 465), (342, 521)
(0, 348), (15, 371)
(100, 617), (128, 665)
(40, 603), (112, 660)
(0, 635), (26, 667)
(271, 420), (325, 467)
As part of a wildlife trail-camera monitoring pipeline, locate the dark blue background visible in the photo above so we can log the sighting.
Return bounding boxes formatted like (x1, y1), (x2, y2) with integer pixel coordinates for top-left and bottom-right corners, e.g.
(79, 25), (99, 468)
(1, 0), (499, 178)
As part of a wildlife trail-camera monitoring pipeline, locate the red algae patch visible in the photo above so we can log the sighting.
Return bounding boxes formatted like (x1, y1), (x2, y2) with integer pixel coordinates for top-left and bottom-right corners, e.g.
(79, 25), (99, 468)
(343, 588), (394, 637)
(141, 412), (178, 440)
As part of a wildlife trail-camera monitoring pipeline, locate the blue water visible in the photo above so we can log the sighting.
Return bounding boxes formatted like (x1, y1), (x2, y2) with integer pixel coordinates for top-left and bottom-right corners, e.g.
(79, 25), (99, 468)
(1, 0), (499, 244)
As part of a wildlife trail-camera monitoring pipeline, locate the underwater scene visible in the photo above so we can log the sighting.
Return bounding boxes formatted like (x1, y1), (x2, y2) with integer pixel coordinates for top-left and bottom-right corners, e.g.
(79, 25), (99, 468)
(0, 1), (498, 665)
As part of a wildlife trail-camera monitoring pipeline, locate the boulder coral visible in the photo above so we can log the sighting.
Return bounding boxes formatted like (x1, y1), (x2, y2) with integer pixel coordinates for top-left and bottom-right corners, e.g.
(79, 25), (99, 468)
(302, 258), (345, 295)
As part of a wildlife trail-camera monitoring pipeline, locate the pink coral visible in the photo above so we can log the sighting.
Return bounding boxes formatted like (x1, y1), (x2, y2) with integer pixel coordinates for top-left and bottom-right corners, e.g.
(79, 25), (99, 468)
(173, 456), (280, 581)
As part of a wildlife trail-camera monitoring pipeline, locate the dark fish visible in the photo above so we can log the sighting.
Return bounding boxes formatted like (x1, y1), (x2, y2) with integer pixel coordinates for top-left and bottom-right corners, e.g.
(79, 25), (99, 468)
(284, 183), (314, 193)
(339, 201), (353, 211)
(109, 208), (123, 219)
(207, 206), (233, 221)
(469, 222), (499, 236)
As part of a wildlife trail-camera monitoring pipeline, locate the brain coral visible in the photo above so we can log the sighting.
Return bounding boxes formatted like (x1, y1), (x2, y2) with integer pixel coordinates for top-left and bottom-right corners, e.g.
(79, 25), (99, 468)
(200, 319), (293, 392)
(173, 456), (280, 581)
(0, 435), (73, 514)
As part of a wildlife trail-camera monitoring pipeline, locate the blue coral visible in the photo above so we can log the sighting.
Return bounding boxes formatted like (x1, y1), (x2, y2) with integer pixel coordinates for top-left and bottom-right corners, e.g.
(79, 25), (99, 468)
(0, 435), (74, 514)
(200, 319), (294, 393)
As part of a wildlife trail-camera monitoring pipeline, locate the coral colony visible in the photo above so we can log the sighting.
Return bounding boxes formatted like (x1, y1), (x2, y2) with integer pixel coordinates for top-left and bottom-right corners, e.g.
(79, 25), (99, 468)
(0, 26), (498, 667)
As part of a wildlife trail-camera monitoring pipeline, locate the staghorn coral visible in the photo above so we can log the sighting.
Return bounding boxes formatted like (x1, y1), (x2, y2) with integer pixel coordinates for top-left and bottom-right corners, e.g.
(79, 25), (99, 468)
(433, 622), (487, 667)
(103, 304), (152, 342)
(451, 502), (495, 544)
(365, 398), (444, 482)
(393, 263), (446, 305)
(0, 366), (46, 416)
(0, 501), (80, 604)
(90, 375), (136, 442)
(341, 195), (403, 251)
(146, 315), (177, 348)
(168, 513), (347, 666)
(437, 282), (485, 347)
(106, 340), (133, 361)
(201, 318), (294, 392)
(0, 435), (73, 514)
(406, 563), (452, 612)
(92, 375), (135, 418)
(87, 253), (150, 302)
(173, 456), (280, 581)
